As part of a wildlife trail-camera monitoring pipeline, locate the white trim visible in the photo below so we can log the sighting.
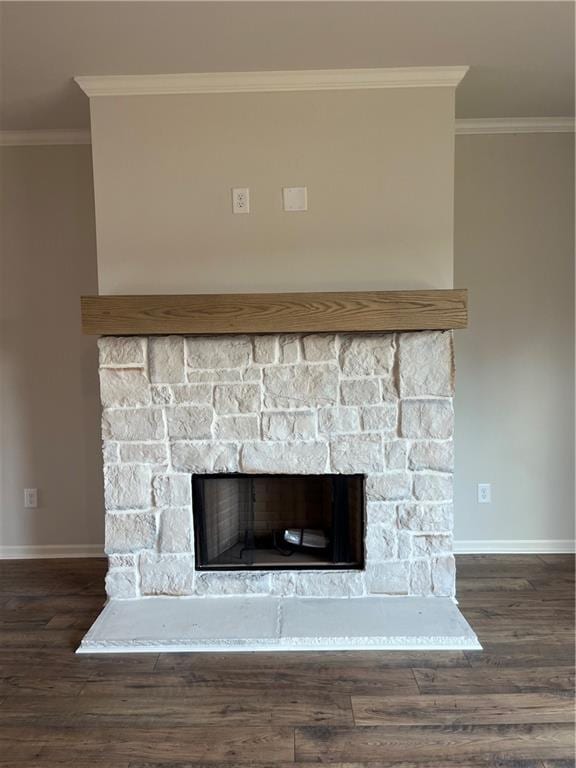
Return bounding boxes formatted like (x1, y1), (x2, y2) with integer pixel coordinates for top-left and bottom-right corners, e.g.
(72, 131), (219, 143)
(456, 117), (575, 135)
(74, 66), (469, 97)
(0, 542), (571, 559)
(0, 129), (91, 146)
(2, 116), (572, 147)
(454, 539), (575, 554)
(0, 545), (104, 559)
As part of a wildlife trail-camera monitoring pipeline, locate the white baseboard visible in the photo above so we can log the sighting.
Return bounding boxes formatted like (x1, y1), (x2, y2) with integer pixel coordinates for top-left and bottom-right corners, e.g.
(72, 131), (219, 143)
(0, 541), (573, 559)
(454, 539), (575, 554)
(0, 545), (104, 559)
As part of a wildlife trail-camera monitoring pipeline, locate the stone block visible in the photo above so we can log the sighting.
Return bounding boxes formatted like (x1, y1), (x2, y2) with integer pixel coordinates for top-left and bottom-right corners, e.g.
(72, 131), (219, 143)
(139, 553), (195, 595)
(98, 337), (146, 368)
(119, 443), (168, 466)
(102, 441), (119, 465)
(366, 473), (411, 501)
(171, 384), (212, 405)
(401, 400), (454, 439)
(366, 561), (409, 595)
(278, 335), (301, 363)
(413, 473), (453, 502)
(243, 366), (262, 382)
(215, 415), (260, 440)
(148, 337), (185, 383)
(409, 441), (453, 472)
(432, 555), (456, 597)
(366, 502), (396, 526)
(214, 384), (260, 414)
(186, 336), (252, 370)
(397, 531), (413, 559)
(102, 408), (165, 441)
(241, 442), (328, 474)
(99, 369), (151, 408)
(105, 568), (138, 599)
(399, 331), (454, 397)
(262, 411), (316, 441)
(105, 511), (156, 553)
(330, 435), (383, 473)
(171, 442), (239, 473)
(270, 572), (297, 597)
(397, 503), (453, 532)
(187, 369), (242, 383)
(318, 406), (360, 435)
(152, 474), (191, 507)
(410, 559), (432, 596)
(263, 364), (339, 409)
(340, 335), (395, 377)
(104, 465), (151, 510)
(365, 525), (397, 561)
(195, 572), (271, 596)
(151, 384), (174, 405)
(302, 334), (336, 362)
(340, 379), (380, 406)
(384, 440), (407, 470)
(253, 336), (278, 364)
(108, 554), (136, 569)
(166, 405), (213, 439)
(361, 405), (397, 432)
(294, 571), (364, 597)
(412, 534), (453, 557)
(159, 508), (193, 553)
(381, 376), (398, 402)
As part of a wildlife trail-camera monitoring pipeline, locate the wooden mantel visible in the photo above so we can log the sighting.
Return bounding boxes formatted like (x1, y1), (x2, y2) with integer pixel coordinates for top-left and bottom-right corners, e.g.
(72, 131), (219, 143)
(81, 289), (468, 336)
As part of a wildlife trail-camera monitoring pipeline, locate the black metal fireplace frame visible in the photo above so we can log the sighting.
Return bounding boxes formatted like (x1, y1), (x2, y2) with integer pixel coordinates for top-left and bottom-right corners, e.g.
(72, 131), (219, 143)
(191, 473), (365, 572)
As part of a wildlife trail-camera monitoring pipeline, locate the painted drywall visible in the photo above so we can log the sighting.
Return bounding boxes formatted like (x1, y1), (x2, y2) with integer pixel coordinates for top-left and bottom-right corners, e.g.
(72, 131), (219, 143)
(454, 132), (575, 547)
(0, 145), (103, 552)
(89, 88), (455, 294)
(0, 133), (573, 553)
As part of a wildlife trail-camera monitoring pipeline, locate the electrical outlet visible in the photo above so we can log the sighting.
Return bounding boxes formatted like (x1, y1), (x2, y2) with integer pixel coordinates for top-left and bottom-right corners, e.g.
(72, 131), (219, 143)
(231, 187), (250, 214)
(477, 483), (491, 504)
(24, 488), (38, 509)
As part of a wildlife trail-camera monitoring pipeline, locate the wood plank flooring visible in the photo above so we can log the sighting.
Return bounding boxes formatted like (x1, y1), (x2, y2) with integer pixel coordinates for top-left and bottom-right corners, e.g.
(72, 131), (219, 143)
(0, 555), (573, 767)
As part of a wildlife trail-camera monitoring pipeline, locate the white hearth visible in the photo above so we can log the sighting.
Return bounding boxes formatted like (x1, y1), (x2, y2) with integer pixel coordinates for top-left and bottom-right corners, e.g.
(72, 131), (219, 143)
(79, 595), (479, 653)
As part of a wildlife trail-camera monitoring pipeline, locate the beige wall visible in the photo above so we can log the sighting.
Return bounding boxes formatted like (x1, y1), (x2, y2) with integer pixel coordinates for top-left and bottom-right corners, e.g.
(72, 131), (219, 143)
(0, 132), (573, 552)
(0, 146), (103, 551)
(454, 133), (575, 545)
(90, 88), (455, 294)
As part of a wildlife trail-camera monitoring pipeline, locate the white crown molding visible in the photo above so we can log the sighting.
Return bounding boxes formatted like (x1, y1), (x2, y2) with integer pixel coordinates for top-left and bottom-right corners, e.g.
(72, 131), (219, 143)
(454, 539), (575, 554)
(0, 129), (91, 146)
(74, 66), (469, 97)
(0, 544), (104, 559)
(2, 115), (572, 147)
(456, 117), (575, 135)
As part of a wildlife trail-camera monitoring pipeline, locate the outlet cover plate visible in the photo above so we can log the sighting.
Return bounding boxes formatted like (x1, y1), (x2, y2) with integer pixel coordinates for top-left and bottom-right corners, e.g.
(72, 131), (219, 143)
(283, 186), (307, 212)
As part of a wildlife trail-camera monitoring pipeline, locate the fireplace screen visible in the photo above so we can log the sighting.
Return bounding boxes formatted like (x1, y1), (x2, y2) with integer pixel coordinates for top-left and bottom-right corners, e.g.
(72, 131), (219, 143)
(192, 474), (364, 570)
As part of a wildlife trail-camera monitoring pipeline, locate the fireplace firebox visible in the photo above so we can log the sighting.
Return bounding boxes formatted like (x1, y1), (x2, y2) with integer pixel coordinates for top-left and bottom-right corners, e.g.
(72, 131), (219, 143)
(192, 474), (364, 570)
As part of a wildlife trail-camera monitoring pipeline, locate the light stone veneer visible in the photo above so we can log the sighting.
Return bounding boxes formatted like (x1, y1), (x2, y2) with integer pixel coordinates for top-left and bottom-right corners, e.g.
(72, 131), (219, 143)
(98, 332), (456, 601)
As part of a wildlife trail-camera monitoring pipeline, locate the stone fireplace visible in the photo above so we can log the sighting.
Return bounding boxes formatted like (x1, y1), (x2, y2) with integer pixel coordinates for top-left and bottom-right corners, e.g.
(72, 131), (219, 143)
(100, 330), (457, 602)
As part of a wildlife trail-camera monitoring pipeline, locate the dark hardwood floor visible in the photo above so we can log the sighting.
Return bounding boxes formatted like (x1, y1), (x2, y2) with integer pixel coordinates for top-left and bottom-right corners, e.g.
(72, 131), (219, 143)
(0, 555), (574, 767)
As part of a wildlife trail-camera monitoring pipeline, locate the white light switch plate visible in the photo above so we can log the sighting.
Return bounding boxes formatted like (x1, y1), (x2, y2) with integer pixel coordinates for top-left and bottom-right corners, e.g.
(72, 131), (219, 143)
(283, 187), (307, 212)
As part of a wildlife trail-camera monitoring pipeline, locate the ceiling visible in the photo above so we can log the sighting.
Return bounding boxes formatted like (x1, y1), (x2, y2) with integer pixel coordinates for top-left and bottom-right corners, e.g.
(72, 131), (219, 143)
(1, 1), (574, 130)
